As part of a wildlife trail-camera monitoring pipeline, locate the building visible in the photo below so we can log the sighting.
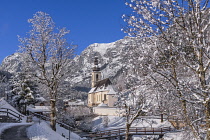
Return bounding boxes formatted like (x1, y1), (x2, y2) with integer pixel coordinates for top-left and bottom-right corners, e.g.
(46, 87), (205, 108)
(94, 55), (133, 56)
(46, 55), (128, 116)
(93, 103), (123, 116)
(63, 99), (85, 107)
(88, 57), (117, 107)
(34, 94), (47, 106)
(26, 105), (51, 115)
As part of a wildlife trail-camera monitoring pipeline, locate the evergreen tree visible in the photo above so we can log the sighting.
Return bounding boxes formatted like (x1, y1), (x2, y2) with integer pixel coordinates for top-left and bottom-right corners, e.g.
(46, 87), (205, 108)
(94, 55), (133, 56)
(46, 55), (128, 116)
(9, 72), (39, 114)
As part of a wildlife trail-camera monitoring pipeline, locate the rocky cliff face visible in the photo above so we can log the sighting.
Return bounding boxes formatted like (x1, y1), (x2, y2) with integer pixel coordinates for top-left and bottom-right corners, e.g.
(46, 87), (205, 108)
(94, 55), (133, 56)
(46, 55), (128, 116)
(0, 53), (25, 73)
(64, 37), (135, 93)
(0, 37), (139, 99)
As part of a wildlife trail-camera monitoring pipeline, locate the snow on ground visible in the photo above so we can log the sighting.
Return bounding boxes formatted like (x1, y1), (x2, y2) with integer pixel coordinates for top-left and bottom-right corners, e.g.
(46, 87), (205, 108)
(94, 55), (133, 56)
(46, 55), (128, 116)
(163, 131), (186, 140)
(56, 123), (83, 140)
(92, 115), (186, 139)
(27, 117), (82, 140)
(0, 98), (22, 115)
(0, 99), (82, 139)
(92, 116), (173, 131)
(27, 121), (66, 140)
(0, 98), (27, 122)
(0, 98), (32, 135)
(131, 131), (187, 140)
(0, 116), (82, 140)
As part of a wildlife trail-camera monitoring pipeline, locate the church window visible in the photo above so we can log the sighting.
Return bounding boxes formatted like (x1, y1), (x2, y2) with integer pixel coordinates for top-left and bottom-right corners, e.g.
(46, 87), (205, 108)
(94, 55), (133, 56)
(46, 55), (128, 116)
(96, 74), (99, 81)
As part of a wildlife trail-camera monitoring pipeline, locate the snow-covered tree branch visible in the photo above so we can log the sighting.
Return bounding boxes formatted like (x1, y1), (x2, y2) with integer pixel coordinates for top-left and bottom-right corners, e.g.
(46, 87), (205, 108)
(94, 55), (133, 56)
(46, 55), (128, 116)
(123, 0), (209, 139)
(18, 11), (76, 131)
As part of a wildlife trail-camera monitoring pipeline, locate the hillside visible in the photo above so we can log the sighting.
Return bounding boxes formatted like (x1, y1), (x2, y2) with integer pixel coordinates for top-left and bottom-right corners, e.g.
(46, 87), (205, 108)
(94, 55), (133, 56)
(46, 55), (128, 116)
(0, 37), (140, 99)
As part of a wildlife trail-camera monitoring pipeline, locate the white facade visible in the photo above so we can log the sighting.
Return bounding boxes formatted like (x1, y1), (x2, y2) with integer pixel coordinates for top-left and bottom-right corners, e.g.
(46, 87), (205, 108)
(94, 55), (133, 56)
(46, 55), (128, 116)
(88, 57), (118, 108)
(93, 104), (124, 116)
(88, 79), (117, 107)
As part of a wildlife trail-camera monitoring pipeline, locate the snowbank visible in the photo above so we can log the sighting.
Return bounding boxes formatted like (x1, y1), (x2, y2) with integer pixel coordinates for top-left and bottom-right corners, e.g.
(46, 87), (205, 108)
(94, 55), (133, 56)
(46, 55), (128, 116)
(91, 115), (189, 139)
(26, 106), (50, 113)
(56, 124), (83, 140)
(163, 132), (184, 140)
(0, 98), (26, 122)
(27, 121), (66, 140)
(27, 117), (82, 140)
(0, 98), (22, 115)
(92, 116), (173, 131)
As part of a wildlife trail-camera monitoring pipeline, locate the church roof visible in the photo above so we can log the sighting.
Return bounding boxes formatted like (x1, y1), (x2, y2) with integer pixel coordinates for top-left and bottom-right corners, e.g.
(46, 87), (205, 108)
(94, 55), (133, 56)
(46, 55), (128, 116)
(89, 78), (116, 95)
(94, 78), (111, 88)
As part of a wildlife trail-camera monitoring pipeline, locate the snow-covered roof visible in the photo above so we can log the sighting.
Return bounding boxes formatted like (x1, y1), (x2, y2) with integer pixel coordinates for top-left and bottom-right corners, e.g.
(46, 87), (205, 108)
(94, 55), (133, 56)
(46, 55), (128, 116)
(26, 106), (50, 112)
(68, 100), (85, 106)
(89, 78), (116, 95)
(36, 97), (46, 102)
(97, 103), (108, 108)
(106, 85), (116, 95)
(63, 99), (69, 102)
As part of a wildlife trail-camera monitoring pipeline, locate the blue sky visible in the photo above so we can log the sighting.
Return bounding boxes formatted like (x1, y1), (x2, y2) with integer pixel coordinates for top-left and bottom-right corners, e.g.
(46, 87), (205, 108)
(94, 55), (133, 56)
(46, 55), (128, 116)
(0, 0), (129, 63)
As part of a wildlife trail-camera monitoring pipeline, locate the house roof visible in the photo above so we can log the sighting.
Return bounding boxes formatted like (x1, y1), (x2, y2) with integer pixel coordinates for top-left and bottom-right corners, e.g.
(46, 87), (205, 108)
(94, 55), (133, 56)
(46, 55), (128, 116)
(26, 106), (50, 112)
(68, 100), (85, 106)
(89, 78), (116, 95)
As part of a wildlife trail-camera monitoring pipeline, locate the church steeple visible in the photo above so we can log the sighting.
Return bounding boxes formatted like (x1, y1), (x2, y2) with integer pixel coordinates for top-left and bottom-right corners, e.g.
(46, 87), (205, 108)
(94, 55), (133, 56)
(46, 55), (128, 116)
(91, 57), (101, 88)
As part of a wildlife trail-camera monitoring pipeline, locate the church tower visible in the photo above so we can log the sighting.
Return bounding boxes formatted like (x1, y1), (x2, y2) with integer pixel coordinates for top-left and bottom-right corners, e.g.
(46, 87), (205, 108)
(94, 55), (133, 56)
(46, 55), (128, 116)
(91, 57), (101, 88)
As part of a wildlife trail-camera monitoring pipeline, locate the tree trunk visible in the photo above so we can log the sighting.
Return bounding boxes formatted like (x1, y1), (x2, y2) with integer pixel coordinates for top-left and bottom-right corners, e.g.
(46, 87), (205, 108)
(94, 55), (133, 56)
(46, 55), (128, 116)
(125, 123), (131, 140)
(50, 99), (56, 131)
(205, 100), (210, 140)
(171, 62), (200, 139)
(198, 49), (210, 140)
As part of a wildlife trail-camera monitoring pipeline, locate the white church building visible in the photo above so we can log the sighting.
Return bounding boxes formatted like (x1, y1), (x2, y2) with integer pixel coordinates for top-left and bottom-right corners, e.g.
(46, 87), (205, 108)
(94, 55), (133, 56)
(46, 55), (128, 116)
(88, 57), (120, 116)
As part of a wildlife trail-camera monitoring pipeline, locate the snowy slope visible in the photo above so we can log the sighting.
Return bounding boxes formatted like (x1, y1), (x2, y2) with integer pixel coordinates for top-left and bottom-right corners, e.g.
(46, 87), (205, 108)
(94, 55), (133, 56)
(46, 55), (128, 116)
(0, 98), (24, 118)
(27, 117), (82, 140)
(0, 53), (25, 73)
(92, 116), (173, 131)
(64, 37), (135, 94)
(91, 116), (183, 140)
(0, 37), (143, 99)
(27, 121), (66, 140)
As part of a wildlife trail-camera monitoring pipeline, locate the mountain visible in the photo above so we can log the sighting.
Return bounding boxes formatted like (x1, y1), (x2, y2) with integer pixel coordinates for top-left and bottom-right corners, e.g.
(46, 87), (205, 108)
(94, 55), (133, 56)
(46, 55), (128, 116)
(64, 37), (135, 94)
(0, 53), (25, 73)
(0, 37), (139, 99)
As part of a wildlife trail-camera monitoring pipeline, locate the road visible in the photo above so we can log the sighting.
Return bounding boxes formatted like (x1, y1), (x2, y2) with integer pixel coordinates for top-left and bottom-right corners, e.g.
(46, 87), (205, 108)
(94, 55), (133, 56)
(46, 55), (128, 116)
(0, 125), (30, 140)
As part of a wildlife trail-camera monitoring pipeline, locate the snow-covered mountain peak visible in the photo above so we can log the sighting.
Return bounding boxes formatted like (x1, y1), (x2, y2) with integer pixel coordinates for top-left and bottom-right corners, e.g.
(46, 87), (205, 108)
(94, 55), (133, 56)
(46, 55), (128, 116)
(90, 42), (116, 56)
(3, 53), (22, 62)
(0, 36), (140, 98)
(0, 53), (25, 73)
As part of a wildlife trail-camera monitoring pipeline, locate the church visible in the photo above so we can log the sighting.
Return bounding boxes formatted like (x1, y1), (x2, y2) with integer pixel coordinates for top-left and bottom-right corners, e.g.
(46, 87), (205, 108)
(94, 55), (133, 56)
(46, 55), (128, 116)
(88, 57), (117, 107)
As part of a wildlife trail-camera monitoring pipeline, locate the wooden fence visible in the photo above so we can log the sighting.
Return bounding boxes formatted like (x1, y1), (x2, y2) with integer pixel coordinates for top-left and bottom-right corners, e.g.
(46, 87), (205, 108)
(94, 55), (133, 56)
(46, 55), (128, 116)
(86, 127), (173, 139)
(0, 108), (24, 121)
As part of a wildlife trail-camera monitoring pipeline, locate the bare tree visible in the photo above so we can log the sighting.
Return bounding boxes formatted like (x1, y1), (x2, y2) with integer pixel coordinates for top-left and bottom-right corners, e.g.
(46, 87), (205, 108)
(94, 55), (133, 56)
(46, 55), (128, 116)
(18, 11), (75, 131)
(123, 0), (210, 139)
(117, 85), (153, 140)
